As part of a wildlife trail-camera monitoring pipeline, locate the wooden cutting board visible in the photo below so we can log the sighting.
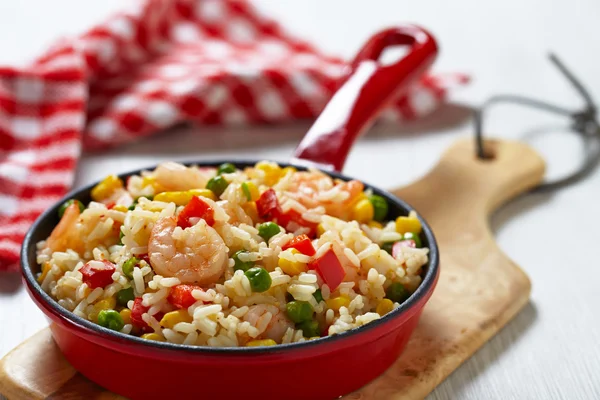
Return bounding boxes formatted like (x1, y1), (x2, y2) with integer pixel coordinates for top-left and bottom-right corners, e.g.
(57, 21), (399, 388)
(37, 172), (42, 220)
(0, 137), (545, 400)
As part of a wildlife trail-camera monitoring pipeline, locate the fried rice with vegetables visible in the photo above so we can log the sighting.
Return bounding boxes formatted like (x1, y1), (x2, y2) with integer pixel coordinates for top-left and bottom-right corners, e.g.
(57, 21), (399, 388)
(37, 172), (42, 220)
(36, 161), (429, 347)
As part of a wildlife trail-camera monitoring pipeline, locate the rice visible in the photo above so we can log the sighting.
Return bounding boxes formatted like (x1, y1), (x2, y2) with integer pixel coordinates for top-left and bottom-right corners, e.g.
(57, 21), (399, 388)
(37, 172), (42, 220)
(37, 160), (429, 348)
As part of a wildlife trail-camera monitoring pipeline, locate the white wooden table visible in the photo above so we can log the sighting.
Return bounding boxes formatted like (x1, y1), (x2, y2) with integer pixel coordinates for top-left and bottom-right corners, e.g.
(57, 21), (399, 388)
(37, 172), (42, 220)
(1, 1), (600, 399)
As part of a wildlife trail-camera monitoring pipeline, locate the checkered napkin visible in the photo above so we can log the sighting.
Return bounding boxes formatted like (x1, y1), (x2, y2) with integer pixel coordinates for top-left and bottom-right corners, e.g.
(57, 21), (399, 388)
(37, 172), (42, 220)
(0, 0), (467, 272)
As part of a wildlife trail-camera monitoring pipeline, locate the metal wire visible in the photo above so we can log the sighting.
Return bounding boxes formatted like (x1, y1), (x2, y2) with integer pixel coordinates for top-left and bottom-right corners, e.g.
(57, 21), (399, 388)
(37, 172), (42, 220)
(474, 53), (600, 192)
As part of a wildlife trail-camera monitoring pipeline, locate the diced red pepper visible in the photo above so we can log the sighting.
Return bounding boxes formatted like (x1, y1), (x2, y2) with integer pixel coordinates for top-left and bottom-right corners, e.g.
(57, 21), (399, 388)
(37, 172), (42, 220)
(106, 202), (116, 209)
(309, 248), (346, 291)
(131, 297), (164, 332)
(80, 260), (116, 289)
(167, 284), (201, 309)
(177, 196), (215, 229)
(256, 188), (282, 220)
(277, 209), (318, 238)
(282, 234), (316, 256)
(392, 240), (416, 258)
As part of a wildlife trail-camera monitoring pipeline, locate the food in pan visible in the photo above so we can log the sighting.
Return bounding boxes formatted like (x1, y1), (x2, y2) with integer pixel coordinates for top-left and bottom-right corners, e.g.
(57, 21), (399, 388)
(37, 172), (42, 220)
(36, 161), (429, 347)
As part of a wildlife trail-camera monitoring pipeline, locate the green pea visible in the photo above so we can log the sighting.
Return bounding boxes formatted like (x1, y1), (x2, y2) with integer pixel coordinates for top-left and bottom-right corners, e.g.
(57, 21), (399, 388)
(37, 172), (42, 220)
(128, 203), (136, 211)
(381, 242), (395, 254)
(385, 282), (410, 304)
(116, 287), (135, 306)
(257, 222), (280, 243)
(58, 199), (85, 218)
(118, 230), (125, 245)
(244, 267), (272, 292)
(297, 320), (320, 338)
(122, 257), (139, 279)
(97, 309), (124, 331)
(217, 163), (236, 175)
(241, 182), (252, 201)
(206, 176), (229, 197)
(368, 195), (388, 222)
(233, 250), (254, 272)
(403, 232), (422, 248)
(313, 289), (323, 303)
(286, 301), (313, 323)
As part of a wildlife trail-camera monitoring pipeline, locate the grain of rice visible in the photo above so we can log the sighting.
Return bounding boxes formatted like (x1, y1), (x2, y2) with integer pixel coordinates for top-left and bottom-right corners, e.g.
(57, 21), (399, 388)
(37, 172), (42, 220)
(87, 287), (104, 303)
(344, 248), (361, 268)
(357, 244), (379, 260)
(315, 242), (332, 259)
(325, 309), (334, 325)
(380, 231), (402, 243)
(158, 277), (181, 288)
(194, 304), (222, 319)
(121, 324), (133, 334)
(183, 331), (199, 345)
(133, 267), (144, 294)
(173, 322), (197, 334)
(163, 329), (185, 344)
(321, 284), (331, 300)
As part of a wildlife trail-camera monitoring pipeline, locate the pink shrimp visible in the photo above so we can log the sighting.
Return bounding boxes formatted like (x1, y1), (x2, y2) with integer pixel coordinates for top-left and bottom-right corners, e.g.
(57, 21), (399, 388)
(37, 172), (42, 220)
(243, 304), (294, 343)
(46, 203), (83, 253)
(148, 216), (228, 285)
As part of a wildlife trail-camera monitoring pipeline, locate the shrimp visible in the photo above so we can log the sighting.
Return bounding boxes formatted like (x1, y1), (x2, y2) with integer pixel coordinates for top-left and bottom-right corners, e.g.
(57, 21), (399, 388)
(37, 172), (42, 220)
(285, 170), (363, 219)
(152, 162), (211, 191)
(244, 304), (294, 342)
(46, 203), (83, 253)
(148, 216), (228, 285)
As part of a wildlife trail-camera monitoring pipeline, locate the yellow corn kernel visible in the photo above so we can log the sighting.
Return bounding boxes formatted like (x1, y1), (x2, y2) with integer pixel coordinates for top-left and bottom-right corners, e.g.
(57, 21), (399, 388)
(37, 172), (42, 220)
(316, 223), (325, 237)
(141, 333), (165, 342)
(154, 189), (215, 205)
(159, 309), (193, 329)
(242, 201), (259, 222)
(91, 175), (124, 202)
(279, 166), (297, 181)
(112, 205), (128, 213)
(38, 262), (51, 283)
(189, 189), (216, 200)
(120, 309), (132, 325)
(255, 161), (282, 186)
(243, 181), (260, 201)
(376, 299), (395, 316)
(326, 296), (351, 312)
(368, 221), (383, 229)
(278, 249), (308, 276)
(246, 339), (277, 347)
(395, 216), (422, 234)
(352, 198), (374, 223)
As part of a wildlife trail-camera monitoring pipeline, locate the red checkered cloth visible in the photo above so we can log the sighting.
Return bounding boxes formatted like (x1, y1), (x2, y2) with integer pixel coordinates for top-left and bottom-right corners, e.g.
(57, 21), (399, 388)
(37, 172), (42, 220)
(0, 0), (467, 272)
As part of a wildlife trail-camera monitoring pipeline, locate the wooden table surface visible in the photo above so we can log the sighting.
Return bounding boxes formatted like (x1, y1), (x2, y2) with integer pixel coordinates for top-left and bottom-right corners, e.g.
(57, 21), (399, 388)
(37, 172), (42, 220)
(1, 1), (600, 399)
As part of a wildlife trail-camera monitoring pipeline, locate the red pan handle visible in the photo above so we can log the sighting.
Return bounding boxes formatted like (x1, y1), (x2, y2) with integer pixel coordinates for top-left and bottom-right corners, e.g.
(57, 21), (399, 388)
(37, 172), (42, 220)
(291, 24), (438, 172)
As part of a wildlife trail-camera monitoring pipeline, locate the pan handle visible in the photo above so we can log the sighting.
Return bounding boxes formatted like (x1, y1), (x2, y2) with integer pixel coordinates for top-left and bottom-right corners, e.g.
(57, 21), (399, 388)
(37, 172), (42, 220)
(291, 25), (438, 172)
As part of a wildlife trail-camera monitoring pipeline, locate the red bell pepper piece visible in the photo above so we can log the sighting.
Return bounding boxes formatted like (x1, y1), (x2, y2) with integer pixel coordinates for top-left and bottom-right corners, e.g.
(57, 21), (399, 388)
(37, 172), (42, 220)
(131, 297), (164, 332)
(277, 209), (318, 238)
(282, 234), (316, 256)
(167, 284), (201, 309)
(256, 188), (282, 220)
(392, 240), (416, 258)
(80, 260), (116, 289)
(177, 196), (215, 229)
(309, 248), (345, 291)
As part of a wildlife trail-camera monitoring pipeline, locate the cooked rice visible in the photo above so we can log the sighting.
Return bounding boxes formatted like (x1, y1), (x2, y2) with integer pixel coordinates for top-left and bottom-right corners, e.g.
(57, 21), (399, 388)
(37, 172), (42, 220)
(36, 160), (429, 348)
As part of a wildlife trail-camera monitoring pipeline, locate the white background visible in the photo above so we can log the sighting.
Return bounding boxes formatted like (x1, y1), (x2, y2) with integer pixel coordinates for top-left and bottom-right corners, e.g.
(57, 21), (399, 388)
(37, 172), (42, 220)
(1, 1), (600, 399)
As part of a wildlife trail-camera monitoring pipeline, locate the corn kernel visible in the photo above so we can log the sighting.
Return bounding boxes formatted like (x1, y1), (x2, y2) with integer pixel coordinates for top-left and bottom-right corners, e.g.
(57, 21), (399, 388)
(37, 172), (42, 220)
(246, 339), (277, 347)
(279, 166), (297, 180)
(368, 221), (383, 229)
(243, 181), (260, 201)
(38, 262), (51, 283)
(278, 249), (308, 276)
(242, 201), (259, 222)
(376, 299), (395, 316)
(255, 161), (282, 186)
(91, 175), (124, 202)
(154, 189), (215, 206)
(352, 198), (374, 223)
(120, 309), (132, 325)
(141, 333), (165, 342)
(395, 216), (422, 234)
(112, 205), (128, 212)
(316, 224), (325, 237)
(326, 295), (351, 312)
(159, 309), (193, 329)
(189, 189), (216, 200)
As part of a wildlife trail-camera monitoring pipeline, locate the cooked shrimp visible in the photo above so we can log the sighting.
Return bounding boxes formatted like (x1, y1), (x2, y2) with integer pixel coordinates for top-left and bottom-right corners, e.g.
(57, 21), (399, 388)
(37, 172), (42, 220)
(152, 162), (211, 191)
(285, 170), (363, 219)
(148, 216), (228, 285)
(46, 203), (83, 253)
(244, 304), (293, 342)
